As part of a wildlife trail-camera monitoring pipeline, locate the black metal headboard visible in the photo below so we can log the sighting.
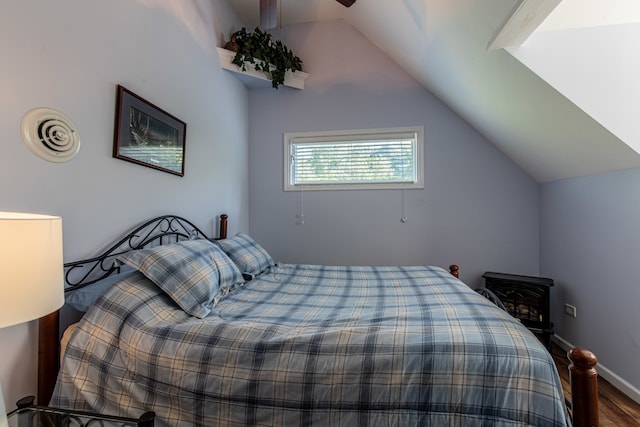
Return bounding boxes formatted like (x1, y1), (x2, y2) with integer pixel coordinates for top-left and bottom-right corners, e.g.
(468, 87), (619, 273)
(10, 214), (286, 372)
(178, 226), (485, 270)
(64, 215), (210, 292)
(40, 214), (226, 405)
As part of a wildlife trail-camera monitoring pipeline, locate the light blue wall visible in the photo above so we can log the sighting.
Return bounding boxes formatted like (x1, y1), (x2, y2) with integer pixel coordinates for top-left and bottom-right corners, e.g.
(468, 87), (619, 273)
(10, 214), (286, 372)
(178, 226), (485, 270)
(541, 167), (640, 391)
(0, 0), (248, 407)
(248, 20), (540, 287)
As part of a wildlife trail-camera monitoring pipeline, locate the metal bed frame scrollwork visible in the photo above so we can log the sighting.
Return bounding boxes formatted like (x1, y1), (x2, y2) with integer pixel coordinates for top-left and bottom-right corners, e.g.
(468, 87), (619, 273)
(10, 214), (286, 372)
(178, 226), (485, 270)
(38, 214), (228, 405)
(10, 396), (155, 427)
(63, 214), (220, 292)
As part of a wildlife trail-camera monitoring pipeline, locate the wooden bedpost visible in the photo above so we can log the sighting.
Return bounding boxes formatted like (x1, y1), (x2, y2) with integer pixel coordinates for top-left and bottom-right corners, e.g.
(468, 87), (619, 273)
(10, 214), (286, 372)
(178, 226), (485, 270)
(38, 310), (60, 405)
(568, 347), (599, 427)
(449, 265), (459, 278)
(219, 214), (228, 239)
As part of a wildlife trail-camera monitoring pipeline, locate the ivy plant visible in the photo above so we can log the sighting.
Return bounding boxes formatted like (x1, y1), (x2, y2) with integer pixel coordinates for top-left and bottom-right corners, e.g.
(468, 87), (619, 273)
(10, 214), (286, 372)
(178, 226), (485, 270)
(228, 27), (303, 89)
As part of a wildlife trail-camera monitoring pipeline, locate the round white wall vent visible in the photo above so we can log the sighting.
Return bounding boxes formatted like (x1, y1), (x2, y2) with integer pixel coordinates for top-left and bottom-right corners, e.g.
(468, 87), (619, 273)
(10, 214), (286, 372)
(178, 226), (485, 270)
(21, 107), (81, 163)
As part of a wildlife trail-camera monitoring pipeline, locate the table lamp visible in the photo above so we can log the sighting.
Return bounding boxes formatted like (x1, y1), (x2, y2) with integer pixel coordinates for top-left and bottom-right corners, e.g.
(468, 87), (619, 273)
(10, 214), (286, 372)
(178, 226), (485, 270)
(0, 213), (64, 426)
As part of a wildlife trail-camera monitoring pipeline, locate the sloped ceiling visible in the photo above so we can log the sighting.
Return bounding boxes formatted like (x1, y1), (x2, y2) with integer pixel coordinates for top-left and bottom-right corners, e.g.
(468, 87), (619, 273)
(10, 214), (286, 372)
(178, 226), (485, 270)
(228, 0), (640, 183)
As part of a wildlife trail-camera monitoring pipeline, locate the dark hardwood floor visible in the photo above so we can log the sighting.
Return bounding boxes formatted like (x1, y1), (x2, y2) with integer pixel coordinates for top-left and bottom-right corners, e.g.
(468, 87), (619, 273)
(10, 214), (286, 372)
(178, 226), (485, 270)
(551, 344), (640, 426)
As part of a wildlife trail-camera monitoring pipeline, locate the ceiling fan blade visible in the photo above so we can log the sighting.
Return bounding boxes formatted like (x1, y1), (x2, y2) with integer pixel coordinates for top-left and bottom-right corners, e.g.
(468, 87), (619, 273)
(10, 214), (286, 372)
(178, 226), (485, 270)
(260, 0), (278, 29)
(336, 0), (356, 7)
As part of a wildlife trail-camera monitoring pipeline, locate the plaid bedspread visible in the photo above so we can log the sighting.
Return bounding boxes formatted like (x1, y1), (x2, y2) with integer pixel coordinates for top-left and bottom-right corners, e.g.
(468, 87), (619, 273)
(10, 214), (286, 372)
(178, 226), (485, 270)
(52, 264), (569, 426)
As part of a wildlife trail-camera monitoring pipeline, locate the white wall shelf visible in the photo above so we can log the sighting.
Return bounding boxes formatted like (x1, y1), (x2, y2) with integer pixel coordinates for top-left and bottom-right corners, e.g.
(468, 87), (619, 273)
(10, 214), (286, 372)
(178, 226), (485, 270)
(217, 47), (309, 90)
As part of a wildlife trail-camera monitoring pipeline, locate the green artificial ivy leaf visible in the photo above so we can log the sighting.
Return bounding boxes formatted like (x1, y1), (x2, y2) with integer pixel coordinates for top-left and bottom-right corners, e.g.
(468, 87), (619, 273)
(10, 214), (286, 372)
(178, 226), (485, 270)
(229, 27), (303, 89)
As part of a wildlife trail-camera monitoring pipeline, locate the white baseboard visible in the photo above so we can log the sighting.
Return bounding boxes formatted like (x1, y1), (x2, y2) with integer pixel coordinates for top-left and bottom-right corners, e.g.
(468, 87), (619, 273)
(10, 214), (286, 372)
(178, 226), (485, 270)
(552, 335), (640, 405)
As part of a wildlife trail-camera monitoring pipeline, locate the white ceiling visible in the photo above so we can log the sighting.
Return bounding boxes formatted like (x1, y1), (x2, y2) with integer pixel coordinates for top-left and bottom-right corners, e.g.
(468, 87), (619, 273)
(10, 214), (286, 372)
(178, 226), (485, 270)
(228, 0), (640, 182)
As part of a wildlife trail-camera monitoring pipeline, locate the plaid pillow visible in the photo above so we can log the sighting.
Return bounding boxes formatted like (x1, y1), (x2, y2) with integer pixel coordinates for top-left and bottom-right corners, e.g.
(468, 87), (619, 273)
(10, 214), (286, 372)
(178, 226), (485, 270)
(118, 239), (243, 318)
(216, 233), (275, 277)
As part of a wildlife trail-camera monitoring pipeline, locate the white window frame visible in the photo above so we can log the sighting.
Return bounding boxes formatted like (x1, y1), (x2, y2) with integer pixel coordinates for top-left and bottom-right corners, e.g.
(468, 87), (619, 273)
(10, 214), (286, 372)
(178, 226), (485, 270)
(284, 126), (424, 191)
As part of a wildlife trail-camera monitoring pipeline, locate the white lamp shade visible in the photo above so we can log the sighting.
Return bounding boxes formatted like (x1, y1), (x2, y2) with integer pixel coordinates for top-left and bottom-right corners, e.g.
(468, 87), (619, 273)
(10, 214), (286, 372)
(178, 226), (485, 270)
(0, 212), (64, 328)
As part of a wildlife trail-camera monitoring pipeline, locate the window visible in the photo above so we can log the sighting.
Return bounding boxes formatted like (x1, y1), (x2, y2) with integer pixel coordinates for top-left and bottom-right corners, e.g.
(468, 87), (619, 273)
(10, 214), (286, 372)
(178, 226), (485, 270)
(284, 126), (424, 191)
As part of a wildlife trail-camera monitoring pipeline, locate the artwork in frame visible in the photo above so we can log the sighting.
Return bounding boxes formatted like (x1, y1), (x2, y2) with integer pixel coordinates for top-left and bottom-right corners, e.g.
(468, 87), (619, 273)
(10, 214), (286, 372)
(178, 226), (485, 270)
(113, 85), (186, 176)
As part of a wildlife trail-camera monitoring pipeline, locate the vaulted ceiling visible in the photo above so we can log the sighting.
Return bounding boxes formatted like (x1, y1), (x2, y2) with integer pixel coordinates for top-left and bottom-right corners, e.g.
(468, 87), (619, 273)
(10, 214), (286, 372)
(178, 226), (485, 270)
(228, 0), (640, 182)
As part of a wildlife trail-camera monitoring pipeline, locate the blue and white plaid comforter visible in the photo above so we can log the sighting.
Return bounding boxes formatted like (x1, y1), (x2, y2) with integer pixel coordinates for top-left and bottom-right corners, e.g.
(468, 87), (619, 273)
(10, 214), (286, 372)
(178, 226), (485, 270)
(52, 264), (569, 426)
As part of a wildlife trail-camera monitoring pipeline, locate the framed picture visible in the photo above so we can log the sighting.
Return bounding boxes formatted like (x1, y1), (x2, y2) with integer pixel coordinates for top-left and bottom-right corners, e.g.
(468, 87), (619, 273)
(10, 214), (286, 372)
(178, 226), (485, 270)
(113, 85), (186, 176)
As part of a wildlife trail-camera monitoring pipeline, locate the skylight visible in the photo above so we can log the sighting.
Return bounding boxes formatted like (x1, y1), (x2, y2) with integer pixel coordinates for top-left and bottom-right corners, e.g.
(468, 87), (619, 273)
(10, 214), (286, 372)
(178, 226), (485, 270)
(537, 0), (640, 32)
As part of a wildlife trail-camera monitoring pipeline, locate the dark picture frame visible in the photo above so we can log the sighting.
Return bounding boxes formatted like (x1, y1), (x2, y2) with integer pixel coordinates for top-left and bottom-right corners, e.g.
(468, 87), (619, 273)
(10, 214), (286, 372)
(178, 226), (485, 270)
(113, 85), (186, 176)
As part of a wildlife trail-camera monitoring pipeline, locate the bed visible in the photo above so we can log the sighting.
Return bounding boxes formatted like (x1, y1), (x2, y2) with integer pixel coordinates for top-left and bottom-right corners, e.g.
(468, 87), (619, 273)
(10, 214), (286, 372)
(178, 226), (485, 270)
(38, 214), (599, 426)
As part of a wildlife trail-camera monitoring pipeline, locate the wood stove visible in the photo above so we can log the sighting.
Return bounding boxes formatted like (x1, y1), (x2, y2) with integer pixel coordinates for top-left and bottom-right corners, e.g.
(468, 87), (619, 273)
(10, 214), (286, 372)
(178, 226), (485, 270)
(482, 271), (554, 349)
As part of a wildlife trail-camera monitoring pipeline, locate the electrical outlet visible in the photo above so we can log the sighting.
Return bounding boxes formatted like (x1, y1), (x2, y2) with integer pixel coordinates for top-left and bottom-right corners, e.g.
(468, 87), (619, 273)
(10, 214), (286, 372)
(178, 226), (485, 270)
(564, 303), (577, 318)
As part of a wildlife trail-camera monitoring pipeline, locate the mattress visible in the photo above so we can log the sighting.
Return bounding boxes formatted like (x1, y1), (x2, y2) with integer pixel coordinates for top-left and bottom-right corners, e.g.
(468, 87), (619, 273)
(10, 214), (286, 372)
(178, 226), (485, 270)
(52, 263), (569, 426)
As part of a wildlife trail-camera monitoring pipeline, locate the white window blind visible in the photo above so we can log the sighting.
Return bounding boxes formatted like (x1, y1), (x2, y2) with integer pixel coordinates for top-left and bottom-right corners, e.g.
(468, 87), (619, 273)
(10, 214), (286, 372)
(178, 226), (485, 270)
(284, 127), (424, 191)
